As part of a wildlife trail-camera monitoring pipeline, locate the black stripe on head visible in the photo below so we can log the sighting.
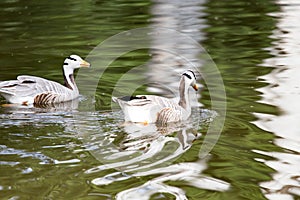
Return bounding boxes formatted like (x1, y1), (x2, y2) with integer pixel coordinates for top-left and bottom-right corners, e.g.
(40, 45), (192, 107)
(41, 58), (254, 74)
(187, 70), (196, 80)
(64, 62), (69, 65)
(183, 72), (192, 79)
(67, 56), (77, 61)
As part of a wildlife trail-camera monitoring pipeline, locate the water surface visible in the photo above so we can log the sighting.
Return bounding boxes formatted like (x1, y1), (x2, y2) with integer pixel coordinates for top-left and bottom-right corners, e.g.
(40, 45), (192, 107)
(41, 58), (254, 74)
(0, 0), (300, 199)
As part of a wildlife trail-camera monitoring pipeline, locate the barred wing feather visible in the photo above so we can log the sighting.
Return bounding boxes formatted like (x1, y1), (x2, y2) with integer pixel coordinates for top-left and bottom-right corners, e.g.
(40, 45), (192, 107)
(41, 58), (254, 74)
(0, 75), (77, 104)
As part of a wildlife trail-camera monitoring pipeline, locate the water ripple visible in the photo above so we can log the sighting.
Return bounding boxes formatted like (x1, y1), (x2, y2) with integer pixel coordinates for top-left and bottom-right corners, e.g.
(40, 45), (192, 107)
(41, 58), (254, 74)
(75, 108), (228, 199)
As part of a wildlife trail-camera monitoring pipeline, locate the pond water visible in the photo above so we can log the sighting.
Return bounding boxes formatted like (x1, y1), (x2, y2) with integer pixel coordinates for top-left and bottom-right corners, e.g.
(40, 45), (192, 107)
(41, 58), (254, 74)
(1, 0), (300, 199)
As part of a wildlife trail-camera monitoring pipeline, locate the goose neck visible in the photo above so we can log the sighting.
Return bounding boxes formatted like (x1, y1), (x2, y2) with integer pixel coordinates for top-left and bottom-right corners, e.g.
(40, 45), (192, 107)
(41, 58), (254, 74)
(63, 66), (78, 91)
(178, 77), (190, 110)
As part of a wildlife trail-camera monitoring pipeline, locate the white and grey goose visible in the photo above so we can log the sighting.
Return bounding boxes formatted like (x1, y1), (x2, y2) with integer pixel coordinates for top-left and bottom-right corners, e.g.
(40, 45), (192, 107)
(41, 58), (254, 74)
(0, 55), (90, 106)
(113, 70), (198, 124)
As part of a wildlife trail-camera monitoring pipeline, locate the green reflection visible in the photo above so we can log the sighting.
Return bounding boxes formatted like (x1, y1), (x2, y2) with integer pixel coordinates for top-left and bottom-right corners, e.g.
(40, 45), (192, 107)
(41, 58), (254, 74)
(200, 0), (281, 199)
(0, 0), (290, 199)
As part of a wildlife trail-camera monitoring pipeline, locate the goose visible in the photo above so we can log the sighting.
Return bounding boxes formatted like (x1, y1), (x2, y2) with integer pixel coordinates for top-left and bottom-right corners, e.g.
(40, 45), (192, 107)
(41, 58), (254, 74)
(0, 55), (90, 106)
(112, 70), (198, 124)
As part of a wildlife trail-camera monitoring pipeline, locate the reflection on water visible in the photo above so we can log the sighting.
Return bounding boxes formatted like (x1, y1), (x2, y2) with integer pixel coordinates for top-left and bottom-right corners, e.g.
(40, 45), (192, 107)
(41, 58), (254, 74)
(254, 0), (300, 199)
(78, 0), (227, 198)
(1, 0), (300, 199)
(0, 100), (81, 129)
(115, 159), (229, 200)
(78, 108), (226, 199)
(147, 0), (206, 101)
(82, 108), (215, 171)
(1, 98), (80, 113)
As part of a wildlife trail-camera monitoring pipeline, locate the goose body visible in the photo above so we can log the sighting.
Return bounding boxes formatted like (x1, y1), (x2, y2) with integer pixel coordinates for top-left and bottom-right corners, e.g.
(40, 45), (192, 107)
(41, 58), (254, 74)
(0, 55), (90, 105)
(113, 70), (198, 124)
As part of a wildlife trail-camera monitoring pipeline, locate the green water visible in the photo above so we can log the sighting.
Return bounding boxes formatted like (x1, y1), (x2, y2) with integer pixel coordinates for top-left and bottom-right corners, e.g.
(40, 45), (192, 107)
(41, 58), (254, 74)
(1, 0), (300, 199)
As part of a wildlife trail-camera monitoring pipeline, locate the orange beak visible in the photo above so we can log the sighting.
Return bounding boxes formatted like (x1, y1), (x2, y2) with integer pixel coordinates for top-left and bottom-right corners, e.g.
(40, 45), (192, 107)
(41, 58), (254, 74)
(192, 84), (198, 91)
(80, 60), (91, 67)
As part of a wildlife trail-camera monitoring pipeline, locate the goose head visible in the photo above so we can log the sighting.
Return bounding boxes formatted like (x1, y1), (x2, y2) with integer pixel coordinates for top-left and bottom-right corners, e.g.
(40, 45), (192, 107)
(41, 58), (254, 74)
(62, 55), (90, 90)
(63, 55), (90, 71)
(182, 70), (198, 91)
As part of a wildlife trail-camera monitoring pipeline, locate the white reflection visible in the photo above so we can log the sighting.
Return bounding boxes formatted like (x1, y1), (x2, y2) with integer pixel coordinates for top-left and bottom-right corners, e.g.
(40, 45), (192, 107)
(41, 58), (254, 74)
(83, 108), (215, 174)
(85, 120), (199, 173)
(89, 124), (229, 199)
(116, 159), (229, 200)
(81, 0), (228, 198)
(146, 0), (207, 107)
(253, 0), (300, 199)
(0, 98), (80, 127)
(84, 109), (229, 200)
(1, 98), (79, 113)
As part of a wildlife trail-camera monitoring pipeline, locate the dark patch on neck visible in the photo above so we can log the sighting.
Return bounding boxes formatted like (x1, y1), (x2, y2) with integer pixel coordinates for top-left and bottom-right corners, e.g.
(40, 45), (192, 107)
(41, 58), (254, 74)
(63, 71), (75, 90)
(178, 78), (186, 109)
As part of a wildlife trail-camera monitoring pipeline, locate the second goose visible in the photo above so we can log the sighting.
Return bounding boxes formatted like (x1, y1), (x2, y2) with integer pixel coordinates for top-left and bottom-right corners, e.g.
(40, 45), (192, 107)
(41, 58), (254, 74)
(113, 70), (198, 124)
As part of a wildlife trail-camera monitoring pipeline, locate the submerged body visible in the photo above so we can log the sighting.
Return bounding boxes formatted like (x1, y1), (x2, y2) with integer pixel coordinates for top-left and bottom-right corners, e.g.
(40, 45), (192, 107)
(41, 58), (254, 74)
(0, 55), (90, 105)
(113, 70), (198, 124)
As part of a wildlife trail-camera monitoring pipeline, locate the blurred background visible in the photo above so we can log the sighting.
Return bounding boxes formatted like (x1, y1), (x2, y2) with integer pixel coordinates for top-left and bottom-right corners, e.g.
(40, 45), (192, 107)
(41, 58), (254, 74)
(0, 0), (300, 199)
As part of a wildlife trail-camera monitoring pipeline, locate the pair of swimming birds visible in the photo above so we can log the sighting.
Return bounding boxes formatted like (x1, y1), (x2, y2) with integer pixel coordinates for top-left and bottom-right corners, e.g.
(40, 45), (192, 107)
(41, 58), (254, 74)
(0, 55), (198, 124)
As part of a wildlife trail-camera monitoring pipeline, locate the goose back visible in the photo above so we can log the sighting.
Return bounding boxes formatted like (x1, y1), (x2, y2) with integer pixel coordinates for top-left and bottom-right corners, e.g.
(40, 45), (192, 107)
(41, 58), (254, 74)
(0, 75), (79, 104)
